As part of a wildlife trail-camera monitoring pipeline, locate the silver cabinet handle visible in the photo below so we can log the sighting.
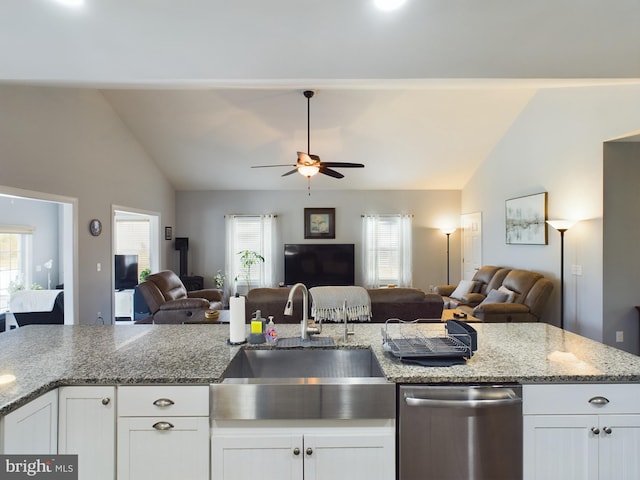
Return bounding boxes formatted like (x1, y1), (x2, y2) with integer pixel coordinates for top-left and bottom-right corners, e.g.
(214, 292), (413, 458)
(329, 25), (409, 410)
(306, 447), (313, 456)
(152, 421), (174, 431)
(588, 396), (610, 406)
(603, 426), (612, 435)
(293, 448), (300, 456)
(153, 398), (175, 407)
(405, 396), (520, 409)
(101, 397), (111, 406)
(591, 427), (600, 435)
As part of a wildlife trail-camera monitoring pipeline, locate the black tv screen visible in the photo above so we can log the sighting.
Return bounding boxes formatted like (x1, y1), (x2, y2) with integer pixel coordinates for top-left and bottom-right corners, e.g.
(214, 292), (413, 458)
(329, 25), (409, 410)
(114, 254), (139, 291)
(284, 244), (355, 287)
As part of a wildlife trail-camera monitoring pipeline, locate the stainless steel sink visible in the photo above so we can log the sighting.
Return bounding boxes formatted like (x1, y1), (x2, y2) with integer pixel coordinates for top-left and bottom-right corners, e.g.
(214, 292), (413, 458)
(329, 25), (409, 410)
(211, 347), (395, 420)
(222, 347), (385, 379)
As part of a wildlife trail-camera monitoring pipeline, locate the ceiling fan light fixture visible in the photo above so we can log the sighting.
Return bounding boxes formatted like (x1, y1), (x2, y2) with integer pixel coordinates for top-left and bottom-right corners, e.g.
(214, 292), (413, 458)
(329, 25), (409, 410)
(298, 165), (320, 177)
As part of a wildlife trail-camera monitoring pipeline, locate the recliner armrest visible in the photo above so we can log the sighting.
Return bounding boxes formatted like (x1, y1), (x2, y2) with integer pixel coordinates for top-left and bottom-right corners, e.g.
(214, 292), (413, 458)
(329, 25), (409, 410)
(459, 292), (485, 307)
(158, 298), (210, 310)
(188, 289), (223, 302)
(433, 285), (455, 296)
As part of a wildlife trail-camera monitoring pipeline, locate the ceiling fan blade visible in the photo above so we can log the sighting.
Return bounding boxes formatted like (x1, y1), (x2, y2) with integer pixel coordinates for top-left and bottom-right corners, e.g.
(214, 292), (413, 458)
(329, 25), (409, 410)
(252, 164), (297, 168)
(319, 162), (365, 168)
(282, 168), (299, 177)
(319, 166), (344, 179)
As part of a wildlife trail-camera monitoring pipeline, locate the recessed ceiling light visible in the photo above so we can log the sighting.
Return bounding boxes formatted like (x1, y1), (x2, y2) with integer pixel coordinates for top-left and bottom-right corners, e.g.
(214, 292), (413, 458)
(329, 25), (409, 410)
(53, 0), (84, 7)
(374, 0), (407, 11)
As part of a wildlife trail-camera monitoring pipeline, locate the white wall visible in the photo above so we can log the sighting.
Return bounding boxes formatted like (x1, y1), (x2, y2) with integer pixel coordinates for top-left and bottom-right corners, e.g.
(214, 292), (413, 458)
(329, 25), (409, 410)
(0, 85), (176, 324)
(175, 189), (461, 294)
(463, 84), (640, 351)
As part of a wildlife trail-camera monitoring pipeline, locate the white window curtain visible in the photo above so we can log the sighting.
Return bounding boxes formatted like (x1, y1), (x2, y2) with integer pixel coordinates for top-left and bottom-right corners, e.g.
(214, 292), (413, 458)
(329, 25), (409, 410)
(362, 214), (412, 288)
(225, 214), (278, 295)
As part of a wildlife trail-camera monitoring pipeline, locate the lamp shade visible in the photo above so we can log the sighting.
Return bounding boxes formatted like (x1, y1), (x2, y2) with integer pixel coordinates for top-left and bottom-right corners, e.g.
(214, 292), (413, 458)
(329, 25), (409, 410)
(440, 227), (457, 235)
(547, 220), (577, 232)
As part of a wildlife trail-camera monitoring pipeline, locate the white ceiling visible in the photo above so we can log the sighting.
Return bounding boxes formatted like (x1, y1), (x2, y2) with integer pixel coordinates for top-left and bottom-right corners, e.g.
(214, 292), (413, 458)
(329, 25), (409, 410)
(2, 0), (640, 191)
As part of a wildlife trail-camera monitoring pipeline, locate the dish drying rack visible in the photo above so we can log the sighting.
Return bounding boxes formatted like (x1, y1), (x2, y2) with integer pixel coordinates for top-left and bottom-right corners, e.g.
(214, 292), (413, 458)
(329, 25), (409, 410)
(381, 319), (477, 363)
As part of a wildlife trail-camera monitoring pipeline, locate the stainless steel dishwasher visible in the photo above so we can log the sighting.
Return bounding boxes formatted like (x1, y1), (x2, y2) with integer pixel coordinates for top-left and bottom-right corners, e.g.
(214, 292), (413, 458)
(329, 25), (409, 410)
(398, 384), (522, 480)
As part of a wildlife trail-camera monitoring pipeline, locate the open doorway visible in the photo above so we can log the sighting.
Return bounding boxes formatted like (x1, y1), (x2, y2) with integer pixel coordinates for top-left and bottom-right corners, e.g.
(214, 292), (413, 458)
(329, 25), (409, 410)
(112, 206), (160, 323)
(0, 185), (77, 330)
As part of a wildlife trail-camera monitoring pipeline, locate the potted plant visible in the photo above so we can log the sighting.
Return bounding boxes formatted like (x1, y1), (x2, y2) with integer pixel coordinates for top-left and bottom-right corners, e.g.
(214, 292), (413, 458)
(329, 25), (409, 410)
(139, 268), (151, 283)
(213, 270), (225, 289)
(235, 250), (264, 293)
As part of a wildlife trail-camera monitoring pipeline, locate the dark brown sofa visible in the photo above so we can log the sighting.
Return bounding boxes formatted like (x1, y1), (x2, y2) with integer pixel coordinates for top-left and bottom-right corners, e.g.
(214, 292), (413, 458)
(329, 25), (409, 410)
(434, 265), (553, 323)
(245, 286), (443, 324)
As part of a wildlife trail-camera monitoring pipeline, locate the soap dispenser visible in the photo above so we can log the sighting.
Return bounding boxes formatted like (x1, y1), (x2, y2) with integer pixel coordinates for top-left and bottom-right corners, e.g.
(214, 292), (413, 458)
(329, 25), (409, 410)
(265, 316), (278, 344)
(248, 310), (266, 344)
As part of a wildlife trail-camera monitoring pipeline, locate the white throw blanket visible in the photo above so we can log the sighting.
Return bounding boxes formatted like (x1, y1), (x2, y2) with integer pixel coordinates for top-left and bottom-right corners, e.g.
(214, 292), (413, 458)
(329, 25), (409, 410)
(310, 286), (371, 322)
(9, 289), (61, 313)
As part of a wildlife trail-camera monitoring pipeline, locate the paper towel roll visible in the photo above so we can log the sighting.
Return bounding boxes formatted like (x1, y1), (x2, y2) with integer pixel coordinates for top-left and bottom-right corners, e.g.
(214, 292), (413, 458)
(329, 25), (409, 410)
(229, 295), (246, 344)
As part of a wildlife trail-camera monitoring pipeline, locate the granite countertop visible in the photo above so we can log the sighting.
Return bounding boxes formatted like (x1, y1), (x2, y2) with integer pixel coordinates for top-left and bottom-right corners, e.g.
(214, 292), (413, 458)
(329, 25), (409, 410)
(1, 322), (640, 416)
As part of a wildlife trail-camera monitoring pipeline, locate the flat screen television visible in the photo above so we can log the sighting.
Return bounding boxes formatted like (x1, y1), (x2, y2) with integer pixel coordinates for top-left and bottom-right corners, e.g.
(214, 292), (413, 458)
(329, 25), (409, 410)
(114, 254), (139, 291)
(284, 244), (355, 287)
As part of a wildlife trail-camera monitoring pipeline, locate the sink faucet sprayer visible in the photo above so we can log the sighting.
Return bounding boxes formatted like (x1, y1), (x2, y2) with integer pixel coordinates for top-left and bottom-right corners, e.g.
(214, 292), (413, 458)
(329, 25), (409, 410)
(284, 283), (321, 340)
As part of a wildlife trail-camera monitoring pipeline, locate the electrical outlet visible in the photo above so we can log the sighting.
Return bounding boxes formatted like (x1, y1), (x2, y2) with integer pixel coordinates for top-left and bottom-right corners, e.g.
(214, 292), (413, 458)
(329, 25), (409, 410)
(97, 262), (101, 272)
(616, 331), (624, 343)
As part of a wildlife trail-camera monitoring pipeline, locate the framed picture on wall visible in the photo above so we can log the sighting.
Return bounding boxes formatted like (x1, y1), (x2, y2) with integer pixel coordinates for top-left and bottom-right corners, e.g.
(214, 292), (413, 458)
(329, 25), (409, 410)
(505, 192), (548, 245)
(165, 226), (173, 241)
(304, 208), (335, 239)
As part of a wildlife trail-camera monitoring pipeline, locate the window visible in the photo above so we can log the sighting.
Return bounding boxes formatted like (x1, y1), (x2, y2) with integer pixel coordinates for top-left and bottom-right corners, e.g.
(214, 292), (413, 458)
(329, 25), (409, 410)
(114, 214), (151, 274)
(225, 215), (277, 294)
(0, 227), (34, 312)
(362, 214), (412, 288)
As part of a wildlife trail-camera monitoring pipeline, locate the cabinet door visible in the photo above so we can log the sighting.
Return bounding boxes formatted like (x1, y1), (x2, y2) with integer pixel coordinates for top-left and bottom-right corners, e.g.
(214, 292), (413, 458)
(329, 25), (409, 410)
(304, 432), (395, 480)
(117, 416), (209, 480)
(1, 389), (57, 454)
(523, 415), (599, 480)
(598, 414), (640, 479)
(212, 433), (303, 480)
(58, 386), (115, 480)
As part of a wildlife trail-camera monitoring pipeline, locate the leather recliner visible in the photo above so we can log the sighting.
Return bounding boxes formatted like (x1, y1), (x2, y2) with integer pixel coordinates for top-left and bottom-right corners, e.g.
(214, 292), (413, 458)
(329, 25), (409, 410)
(138, 270), (223, 324)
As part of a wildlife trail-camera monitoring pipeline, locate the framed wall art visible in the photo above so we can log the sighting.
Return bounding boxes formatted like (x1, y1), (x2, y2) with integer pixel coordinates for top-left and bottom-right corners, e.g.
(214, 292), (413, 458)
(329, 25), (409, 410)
(505, 192), (548, 245)
(164, 226), (173, 241)
(304, 208), (335, 239)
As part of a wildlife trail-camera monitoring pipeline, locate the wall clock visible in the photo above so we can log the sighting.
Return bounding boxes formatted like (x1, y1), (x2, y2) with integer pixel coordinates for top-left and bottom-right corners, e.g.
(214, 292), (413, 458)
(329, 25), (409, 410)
(89, 219), (102, 236)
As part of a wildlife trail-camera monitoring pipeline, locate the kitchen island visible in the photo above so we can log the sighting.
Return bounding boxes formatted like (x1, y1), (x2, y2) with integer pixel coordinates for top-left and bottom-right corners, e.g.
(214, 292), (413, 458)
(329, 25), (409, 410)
(3, 322), (640, 480)
(2, 321), (640, 415)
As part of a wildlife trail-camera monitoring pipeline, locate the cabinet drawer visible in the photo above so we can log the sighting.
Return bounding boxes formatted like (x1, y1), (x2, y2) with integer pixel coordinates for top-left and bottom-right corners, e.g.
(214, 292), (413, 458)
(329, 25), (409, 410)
(118, 386), (209, 417)
(523, 383), (640, 415)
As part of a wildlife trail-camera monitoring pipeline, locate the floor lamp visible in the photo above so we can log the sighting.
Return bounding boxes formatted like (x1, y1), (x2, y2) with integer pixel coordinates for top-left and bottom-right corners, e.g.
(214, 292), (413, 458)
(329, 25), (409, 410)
(546, 220), (576, 329)
(440, 227), (456, 285)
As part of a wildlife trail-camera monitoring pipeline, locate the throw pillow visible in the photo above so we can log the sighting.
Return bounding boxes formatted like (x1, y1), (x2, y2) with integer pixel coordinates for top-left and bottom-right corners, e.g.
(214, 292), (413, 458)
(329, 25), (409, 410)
(498, 285), (518, 303)
(480, 289), (509, 305)
(450, 280), (478, 300)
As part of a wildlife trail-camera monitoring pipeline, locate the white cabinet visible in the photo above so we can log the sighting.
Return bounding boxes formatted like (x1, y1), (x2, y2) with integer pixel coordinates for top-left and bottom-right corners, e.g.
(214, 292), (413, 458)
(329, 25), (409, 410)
(117, 385), (209, 480)
(523, 384), (640, 480)
(0, 389), (58, 454)
(58, 386), (115, 480)
(114, 289), (135, 321)
(212, 423), (395, 480)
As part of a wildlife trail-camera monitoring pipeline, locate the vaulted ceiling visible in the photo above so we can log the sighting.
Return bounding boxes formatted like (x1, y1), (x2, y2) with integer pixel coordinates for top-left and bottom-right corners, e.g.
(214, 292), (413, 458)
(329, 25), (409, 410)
(2, 0), (639, 191)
